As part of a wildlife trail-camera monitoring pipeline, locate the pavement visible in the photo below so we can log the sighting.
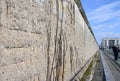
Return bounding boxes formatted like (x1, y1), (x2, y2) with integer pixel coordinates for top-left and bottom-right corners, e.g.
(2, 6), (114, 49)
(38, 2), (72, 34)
(92, 53), (104, 81)
(100, 50), (120, 81)
(104, 50), (120, 66)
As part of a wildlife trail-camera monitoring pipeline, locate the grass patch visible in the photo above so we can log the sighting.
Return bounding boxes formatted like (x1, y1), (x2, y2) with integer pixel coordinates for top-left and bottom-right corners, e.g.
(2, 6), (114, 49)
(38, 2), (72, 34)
(80, 60), (93, 81)
(80, 51), (99, 81)
(75, 0), (80, 6)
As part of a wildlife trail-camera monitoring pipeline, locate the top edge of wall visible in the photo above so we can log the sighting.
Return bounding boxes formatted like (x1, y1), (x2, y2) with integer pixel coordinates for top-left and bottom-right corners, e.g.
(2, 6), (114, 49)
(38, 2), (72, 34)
(74, 0), (98, 45)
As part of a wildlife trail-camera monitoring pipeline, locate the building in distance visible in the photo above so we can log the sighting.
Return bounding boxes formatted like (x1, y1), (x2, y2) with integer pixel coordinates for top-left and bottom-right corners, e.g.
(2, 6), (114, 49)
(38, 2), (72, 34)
(101, 38), (120, 49)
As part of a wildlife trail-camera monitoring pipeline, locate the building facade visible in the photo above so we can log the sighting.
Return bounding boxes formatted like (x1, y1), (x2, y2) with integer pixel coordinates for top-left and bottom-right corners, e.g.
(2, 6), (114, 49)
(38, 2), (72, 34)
(101, 38), (120, 49)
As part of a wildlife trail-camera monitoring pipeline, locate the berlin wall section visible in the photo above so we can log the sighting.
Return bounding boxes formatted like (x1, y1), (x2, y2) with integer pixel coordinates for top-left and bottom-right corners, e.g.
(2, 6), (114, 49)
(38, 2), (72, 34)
(0, 0), (98, 81)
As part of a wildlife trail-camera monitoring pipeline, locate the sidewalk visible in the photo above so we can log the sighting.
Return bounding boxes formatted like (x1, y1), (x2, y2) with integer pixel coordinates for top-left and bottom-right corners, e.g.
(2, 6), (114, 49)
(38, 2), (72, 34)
(100, 50), (120, 81)
(104, 51), (120, 66)
(92, 52), (104, 81)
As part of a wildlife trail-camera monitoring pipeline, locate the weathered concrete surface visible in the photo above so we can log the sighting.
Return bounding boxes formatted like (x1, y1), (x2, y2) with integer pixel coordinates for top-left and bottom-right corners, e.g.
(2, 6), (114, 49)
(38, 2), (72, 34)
(92, 53), (104, 81)
(0, 0), (98, 81)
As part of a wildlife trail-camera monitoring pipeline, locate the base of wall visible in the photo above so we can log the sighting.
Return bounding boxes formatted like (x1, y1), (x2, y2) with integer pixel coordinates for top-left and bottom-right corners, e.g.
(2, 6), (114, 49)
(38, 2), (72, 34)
(71, 51), (99, 81)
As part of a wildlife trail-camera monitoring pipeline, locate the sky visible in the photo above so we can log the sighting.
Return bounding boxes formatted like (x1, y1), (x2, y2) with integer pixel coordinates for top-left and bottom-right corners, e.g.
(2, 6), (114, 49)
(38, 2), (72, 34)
(80, 0), (120, 45)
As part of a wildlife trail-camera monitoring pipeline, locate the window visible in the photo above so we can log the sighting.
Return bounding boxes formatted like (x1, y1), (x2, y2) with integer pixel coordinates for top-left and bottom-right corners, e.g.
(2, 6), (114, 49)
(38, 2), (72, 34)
(117, 40), (119, 45)
(109, 40), (115, 47)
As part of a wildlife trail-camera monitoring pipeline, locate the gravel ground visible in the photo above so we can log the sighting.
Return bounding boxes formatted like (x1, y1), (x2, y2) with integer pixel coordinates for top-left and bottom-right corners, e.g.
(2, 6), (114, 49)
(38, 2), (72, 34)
(92, 53), (105, 81)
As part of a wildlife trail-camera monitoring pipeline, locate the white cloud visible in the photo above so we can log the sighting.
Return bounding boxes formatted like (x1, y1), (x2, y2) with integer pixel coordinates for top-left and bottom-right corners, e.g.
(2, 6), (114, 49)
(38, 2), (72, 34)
(95, 32), (120, 44)
(96, 32), (120, 38)
(108, 23), (120, 28)
(88, 1), (120, 15)
(84, 1), (120, 31)
(87, 1), (120, 23)
(84, 1), (120, 44)
(92, 22), (120, 30)
(96, 32), (112, 37)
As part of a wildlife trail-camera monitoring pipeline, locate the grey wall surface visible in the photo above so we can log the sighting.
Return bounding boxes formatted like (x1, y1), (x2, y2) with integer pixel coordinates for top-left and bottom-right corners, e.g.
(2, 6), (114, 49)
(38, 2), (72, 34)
(0, 0), (98, 81)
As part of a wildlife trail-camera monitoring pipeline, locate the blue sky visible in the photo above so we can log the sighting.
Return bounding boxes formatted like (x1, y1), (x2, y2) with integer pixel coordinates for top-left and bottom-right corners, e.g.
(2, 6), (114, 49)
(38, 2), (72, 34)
(80, 0), (120, 45)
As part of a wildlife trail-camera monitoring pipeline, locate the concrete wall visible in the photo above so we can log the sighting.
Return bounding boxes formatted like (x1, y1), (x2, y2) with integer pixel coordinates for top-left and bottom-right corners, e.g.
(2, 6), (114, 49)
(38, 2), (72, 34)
(0, 0), (98, 81)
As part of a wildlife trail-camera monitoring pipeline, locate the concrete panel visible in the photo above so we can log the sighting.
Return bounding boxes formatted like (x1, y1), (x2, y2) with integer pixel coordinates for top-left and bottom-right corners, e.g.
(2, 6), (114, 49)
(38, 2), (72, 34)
(0, 0), (98, 81)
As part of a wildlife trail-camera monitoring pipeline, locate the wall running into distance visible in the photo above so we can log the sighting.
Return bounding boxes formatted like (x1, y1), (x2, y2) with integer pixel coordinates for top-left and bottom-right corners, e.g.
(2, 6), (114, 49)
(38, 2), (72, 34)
(0, 0), (98, 81)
